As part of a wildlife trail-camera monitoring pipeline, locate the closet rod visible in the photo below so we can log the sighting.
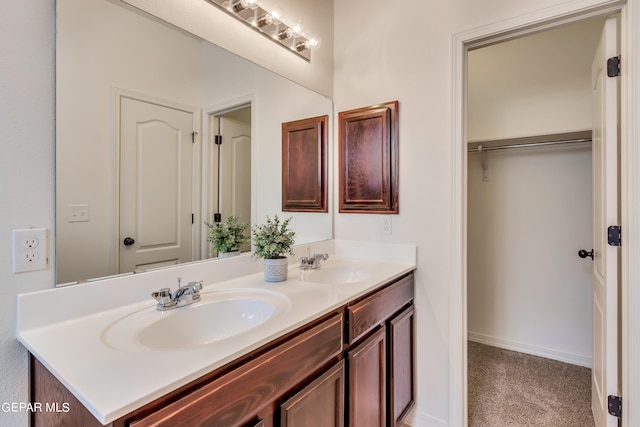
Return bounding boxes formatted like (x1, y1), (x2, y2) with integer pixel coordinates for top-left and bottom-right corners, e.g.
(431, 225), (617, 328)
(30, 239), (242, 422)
(467, 138), (591, 153)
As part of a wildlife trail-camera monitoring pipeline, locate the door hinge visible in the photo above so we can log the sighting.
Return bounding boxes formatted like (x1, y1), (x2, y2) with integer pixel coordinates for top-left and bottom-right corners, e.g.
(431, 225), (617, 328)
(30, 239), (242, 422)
(191, 213), (194, 225)
(607, 55), (621, 77)
(213, 213), (222, 223)
(608, 225), (621, 246)
(608, 395), (622, 418)
(192, 131), (198, 143)
(214, 135), (222, 145)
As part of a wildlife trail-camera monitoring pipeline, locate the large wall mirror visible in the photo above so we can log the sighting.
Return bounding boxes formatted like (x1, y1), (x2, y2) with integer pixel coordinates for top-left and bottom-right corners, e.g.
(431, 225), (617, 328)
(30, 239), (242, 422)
(56, 0), (333, 285)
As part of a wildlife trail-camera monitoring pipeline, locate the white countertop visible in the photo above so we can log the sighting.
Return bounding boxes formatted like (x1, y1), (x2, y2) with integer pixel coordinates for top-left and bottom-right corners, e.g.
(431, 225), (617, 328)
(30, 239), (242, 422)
(16, 240), (416, 425)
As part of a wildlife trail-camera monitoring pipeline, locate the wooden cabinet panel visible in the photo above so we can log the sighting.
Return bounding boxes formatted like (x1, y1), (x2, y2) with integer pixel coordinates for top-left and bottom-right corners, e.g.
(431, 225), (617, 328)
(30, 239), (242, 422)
(31, 356), (107, 427)
(131, 313), (343, 427)
(282, 115), (328, 212)
(338, 101), (398, 214)
(346, 274), (414, 344)
(388, 306), (415, 426)
(279, 360), (345, 427)
(348, 327), (386, 427)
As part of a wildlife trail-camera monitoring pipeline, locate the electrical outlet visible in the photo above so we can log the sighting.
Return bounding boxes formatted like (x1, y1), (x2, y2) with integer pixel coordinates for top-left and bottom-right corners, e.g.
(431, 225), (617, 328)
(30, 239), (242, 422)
(381, 215), (392, 235)
(12, 228), (48, 273)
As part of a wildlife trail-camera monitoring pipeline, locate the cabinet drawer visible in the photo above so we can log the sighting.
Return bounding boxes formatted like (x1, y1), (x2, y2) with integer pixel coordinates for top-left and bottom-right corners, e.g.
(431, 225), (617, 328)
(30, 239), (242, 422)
(131, 313), (343, 427)
(346, 274), (413, 344)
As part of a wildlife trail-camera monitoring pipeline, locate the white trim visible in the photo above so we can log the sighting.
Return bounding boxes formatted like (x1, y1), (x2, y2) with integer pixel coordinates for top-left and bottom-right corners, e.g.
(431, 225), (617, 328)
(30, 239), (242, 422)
(201, 94), (255, 258)
(111, 87), (202, 272)
(450, 2), (636, 426)
(402, 409), (448, 427)
(468, 332), (592, 368)
(620, 2), (640, 426)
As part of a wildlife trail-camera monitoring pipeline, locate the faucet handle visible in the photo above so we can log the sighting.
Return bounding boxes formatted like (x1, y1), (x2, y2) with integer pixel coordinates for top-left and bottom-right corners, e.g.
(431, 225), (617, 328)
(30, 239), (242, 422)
(314, 253), (329, 261)
(151, 288), (172, 304)
(188, 280), (204, 292)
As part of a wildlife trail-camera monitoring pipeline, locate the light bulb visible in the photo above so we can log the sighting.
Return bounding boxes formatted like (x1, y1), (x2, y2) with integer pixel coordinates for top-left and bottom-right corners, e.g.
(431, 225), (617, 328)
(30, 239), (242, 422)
(270, 6), (284, 25)
(278, 27), (293, 41)
(307, 36), (321, 48)
(291, 21), (304, 37)
(256, 13), (273, 28)
(295, 36), (321, 52)
(246, 0), (261, 9)
(230, 0), (248, 13)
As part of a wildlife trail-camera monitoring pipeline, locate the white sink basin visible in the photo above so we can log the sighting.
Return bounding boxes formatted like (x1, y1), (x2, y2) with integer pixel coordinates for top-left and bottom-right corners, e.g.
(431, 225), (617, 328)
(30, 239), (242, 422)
(101, 288), (290, 351)
(295, 260), (379, 285)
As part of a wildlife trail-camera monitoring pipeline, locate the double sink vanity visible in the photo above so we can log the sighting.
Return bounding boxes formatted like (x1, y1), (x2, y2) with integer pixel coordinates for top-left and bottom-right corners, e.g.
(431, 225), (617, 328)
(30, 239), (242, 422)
(17, 240), (416, 427)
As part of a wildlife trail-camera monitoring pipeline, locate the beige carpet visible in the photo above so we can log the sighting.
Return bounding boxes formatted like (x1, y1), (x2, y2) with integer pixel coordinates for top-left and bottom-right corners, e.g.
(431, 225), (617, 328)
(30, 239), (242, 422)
(468, 341), (595, 427)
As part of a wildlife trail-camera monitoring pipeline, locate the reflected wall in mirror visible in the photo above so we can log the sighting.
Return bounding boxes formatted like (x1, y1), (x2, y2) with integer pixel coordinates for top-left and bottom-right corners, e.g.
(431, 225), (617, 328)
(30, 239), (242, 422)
(56, 0), (333, 285)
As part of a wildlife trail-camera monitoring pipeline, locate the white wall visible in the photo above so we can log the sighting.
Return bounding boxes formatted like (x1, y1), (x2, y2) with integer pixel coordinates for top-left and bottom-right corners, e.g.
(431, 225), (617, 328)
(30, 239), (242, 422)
(467, 147), (593, 365)
(56, 0), (203, 284)
(465, 19), (600, 367)
(332, 0), (626, 425)
(0, 1), (55, 426)
(467, 19), (603, 141)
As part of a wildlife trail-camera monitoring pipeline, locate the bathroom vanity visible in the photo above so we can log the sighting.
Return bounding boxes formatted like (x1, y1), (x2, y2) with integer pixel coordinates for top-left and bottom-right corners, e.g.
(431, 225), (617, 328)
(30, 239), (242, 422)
(18, 241), (416, 427)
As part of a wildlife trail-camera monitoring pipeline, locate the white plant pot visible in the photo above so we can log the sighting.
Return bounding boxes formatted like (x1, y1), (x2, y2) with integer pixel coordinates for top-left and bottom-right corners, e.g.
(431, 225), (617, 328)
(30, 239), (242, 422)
(218, 250), (240, 259)
(263, 257), (288, 282)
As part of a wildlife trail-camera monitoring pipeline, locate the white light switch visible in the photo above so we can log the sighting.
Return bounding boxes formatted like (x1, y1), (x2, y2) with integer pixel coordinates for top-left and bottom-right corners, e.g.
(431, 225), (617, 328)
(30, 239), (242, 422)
(67, 204), (90, 223)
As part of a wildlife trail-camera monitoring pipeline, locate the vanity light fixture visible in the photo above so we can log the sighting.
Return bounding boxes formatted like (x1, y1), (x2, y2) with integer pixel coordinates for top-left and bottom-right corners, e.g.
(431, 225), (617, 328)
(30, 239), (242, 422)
(205, 0), (317, 61)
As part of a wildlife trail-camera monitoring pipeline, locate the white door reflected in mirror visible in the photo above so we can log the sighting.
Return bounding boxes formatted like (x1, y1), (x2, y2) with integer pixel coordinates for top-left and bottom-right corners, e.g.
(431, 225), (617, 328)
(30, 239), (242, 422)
(119, 96), (195, 273)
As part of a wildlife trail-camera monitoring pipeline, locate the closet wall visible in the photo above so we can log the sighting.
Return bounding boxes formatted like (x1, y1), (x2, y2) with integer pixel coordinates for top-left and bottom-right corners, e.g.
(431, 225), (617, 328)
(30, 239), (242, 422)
(467, 18), (604, 367)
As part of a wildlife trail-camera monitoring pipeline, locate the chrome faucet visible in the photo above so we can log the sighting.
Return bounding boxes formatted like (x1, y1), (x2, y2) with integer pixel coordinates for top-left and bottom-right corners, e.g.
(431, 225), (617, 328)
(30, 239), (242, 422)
(151, 278), (204, 311)
(300, 248), (329, 271)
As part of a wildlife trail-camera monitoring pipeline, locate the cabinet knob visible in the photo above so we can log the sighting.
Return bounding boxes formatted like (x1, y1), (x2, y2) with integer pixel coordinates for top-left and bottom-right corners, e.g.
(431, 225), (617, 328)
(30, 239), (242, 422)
(123, 237), (135, 246)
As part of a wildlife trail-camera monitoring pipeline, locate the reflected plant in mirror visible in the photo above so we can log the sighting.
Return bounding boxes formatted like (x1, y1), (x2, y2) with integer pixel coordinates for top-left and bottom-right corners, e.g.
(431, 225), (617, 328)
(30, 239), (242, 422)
(55, 0), (333, 285)
(205, 215), (249, 257)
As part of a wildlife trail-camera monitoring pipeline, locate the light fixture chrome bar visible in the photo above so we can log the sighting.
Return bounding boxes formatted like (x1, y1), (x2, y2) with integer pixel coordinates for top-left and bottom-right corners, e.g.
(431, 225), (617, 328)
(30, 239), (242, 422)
(204, 0), (313, 61)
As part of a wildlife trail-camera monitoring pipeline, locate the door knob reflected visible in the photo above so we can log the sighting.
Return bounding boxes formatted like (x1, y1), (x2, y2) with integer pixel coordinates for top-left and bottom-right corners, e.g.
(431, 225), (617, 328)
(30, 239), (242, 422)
(578, 249), (594, 260)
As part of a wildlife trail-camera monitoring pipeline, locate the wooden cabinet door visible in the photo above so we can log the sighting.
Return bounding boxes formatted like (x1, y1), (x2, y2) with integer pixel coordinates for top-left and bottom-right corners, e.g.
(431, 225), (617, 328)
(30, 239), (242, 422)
(388, 306), (415, 426)
(280, 361), (345, 427)
(348, 327), (386, 427)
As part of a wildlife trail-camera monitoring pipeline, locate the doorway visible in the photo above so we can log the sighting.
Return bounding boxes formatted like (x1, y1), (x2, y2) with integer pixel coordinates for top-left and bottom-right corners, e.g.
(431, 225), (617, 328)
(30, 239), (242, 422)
(450, 4), (629, 427)
(203, 104), (252, 257)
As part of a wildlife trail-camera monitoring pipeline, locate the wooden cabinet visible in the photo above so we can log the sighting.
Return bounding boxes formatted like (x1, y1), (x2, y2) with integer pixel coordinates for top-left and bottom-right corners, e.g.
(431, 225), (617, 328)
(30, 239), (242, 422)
(348, 327), (386, 427)
(346, 274), (415, 427)
(388, 306), (415, 426)
(279, 360), (345, 427)
(31, 273), (414, 427)
(130, 313), (343, 427)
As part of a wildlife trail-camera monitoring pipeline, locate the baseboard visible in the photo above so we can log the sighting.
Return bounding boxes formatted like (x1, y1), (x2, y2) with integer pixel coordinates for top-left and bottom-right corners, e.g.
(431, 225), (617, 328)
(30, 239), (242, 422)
(468, 331), (592, 368)
(402, 408), (447, 427)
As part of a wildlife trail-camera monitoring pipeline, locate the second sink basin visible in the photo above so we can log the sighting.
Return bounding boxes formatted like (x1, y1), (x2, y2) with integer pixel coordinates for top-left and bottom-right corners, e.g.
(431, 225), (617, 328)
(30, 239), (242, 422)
(295, 260), (385, 285)
(102, 288), (291, 351)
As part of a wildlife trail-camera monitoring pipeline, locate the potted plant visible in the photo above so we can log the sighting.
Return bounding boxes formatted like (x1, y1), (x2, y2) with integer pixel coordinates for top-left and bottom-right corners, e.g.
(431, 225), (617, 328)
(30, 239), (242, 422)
(252, 215), (296, 282)
(205, 215), (249, 258)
